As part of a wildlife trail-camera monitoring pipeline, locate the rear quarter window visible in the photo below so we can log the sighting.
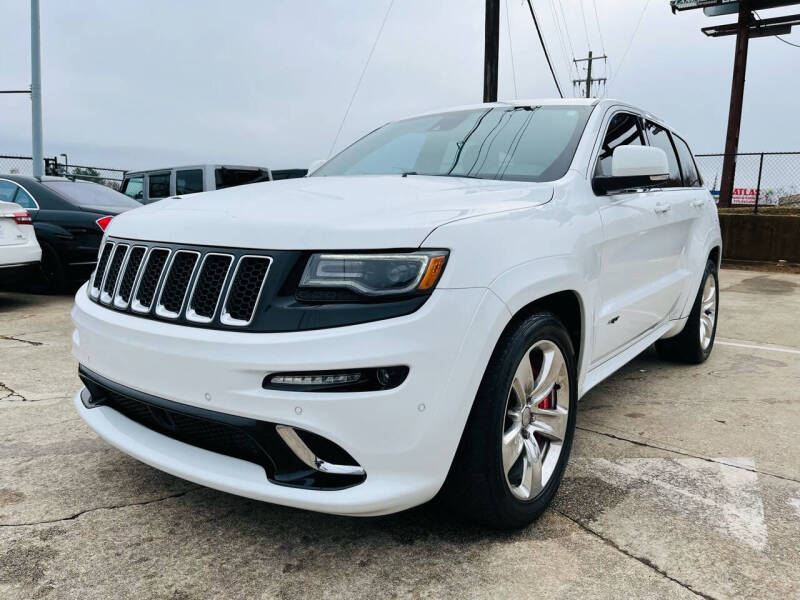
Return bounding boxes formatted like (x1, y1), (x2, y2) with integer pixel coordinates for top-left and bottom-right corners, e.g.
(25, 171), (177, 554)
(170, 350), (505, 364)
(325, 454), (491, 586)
(672, 135), (702, 187)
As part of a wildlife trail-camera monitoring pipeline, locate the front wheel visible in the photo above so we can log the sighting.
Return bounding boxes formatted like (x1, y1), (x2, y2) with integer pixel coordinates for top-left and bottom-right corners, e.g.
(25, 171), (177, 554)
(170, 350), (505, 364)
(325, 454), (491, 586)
(656, 258), (719, 364)
(441, 313), (577, 529)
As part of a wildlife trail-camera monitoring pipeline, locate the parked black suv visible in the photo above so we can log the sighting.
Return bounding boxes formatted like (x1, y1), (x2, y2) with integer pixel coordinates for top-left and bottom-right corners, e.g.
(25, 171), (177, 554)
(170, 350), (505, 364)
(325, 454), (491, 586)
(0, 175), (140, 291)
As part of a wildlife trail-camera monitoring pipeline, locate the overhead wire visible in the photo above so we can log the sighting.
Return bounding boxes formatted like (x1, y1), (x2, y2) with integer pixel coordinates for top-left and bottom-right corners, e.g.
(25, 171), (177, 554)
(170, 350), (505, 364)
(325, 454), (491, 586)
(754, 10), (800, 49)
(328, 0), (395, 156)
(525, 0), (565, 98)
(608, 0), (651, 89)
(505, 0), (519, 98)
(549, 0), (576, 84)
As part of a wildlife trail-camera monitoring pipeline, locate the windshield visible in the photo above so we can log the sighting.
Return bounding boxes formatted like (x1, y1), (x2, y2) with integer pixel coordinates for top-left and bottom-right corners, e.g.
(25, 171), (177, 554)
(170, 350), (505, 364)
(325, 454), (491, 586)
(314, 105), (593, 182)
(42, 180), (142, 209)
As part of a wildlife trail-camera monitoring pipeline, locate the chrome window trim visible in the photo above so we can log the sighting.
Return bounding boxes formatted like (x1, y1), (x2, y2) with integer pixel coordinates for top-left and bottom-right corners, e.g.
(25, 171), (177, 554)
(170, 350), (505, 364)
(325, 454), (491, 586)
(154, 250), (201, 319)
(0, 178), (41, 211)
(219, 255), (272, 327)
(185, 252), (234, 324)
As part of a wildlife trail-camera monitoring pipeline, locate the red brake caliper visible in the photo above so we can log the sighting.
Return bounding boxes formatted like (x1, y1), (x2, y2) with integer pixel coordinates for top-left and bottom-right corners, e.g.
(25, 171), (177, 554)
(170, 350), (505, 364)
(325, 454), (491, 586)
(537, 394), (551, 410)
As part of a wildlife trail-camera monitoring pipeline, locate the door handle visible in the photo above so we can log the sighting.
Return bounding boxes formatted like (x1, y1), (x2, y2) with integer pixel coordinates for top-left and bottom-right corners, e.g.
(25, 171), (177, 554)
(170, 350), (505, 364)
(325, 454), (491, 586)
(654, 202), (671, 214)
(691, 199), (706, 208)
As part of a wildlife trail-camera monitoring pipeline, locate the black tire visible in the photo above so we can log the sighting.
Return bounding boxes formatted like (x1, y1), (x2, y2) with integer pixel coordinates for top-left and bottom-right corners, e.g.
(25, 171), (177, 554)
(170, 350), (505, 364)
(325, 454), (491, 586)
(655, 259), (719, 364)
(441, 312), (577, 529)
(28, 243), (67, 294)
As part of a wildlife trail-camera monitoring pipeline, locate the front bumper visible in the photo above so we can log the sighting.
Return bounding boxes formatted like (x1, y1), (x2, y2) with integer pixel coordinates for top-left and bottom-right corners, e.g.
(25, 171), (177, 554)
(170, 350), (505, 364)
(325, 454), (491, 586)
(71, 283), (510, 515)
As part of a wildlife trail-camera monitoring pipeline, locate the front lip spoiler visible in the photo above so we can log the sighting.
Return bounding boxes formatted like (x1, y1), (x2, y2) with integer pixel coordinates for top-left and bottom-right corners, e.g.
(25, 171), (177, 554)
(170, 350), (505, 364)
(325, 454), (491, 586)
(78, 365), (366, 490)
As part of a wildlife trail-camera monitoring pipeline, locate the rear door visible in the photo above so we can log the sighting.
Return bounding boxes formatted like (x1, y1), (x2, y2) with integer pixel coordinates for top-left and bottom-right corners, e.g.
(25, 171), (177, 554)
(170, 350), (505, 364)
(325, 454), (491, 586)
(643, 121), (700, 317)
(671, 133), (714, 313)
(591, 111), (685, 363)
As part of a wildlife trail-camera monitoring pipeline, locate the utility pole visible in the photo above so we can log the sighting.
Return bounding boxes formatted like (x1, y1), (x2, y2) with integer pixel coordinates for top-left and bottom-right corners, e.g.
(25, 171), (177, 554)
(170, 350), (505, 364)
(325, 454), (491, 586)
(718, 0), (751, 208)
(484, 0), (500, 102)
(30, 0), (44, 178)
(573, 51), (607, 99)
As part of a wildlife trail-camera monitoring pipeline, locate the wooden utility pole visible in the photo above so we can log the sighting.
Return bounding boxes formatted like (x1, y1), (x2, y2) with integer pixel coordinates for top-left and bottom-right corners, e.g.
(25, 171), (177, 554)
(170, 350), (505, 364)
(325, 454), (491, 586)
(484, 0), (500, 102)
(573, 52), (607, 98)
(718, 0), (751, 208)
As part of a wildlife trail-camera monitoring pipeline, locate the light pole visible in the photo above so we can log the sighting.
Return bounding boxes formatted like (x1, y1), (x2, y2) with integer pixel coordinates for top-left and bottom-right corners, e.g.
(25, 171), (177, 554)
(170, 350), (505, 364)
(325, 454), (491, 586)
(31, 0), (43, 178)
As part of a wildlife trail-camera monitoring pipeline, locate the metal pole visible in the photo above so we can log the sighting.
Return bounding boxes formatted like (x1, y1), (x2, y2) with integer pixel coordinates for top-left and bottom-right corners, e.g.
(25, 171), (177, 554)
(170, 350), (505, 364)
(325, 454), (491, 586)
(30, 0), (43, 179)
(754, 152), (764, 215)
(585, 51), (593, 99)
(484, 0), (500, 103)
(719, 0), (751, 208)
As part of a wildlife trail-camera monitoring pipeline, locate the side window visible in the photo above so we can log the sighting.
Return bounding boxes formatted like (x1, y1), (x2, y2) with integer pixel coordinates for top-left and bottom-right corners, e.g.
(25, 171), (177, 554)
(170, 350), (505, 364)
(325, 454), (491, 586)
(121, 176), (144, 200)
(176, 169), (204, 195)
(672, 135), (702, 187)
(0, 181), (19, 203)
(595, 112), (645, 177)
(214, 168), (269, 190)
(148, 172), (171, 199)
(644, 121), (682, 187)
(13, 186), (37, 210)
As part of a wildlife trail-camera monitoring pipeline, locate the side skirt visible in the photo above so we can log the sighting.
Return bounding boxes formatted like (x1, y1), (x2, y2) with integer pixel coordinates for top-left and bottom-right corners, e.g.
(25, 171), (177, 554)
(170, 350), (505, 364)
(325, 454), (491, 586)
(580, 319), (679, 397)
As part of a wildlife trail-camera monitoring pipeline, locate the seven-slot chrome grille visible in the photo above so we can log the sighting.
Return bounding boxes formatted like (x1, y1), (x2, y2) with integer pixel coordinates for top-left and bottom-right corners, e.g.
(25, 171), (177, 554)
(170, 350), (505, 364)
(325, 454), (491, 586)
(88, 238), (271, 328)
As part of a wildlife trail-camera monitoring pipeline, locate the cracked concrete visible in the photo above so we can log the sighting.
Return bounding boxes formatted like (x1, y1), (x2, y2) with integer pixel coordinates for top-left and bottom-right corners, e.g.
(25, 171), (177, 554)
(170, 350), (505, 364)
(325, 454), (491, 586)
(1, 269), (799, 599)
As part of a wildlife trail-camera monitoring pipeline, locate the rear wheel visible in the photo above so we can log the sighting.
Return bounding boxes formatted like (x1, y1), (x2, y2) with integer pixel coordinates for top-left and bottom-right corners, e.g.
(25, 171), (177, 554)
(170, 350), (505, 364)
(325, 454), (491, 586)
(656, 259), (718, 364)
(441, 313), (577, 529)
(28, 243), (66, 294)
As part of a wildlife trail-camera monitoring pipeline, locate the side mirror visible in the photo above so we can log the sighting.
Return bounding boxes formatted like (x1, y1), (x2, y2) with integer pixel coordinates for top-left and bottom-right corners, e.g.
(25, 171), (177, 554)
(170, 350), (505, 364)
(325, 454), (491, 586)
(593, 146), (669, 195)
(307, 159), (326, 175)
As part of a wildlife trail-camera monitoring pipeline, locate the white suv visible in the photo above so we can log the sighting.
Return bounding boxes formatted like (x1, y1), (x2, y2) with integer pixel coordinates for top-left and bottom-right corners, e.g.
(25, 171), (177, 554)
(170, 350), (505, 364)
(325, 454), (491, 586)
(71, 99), (721, 528)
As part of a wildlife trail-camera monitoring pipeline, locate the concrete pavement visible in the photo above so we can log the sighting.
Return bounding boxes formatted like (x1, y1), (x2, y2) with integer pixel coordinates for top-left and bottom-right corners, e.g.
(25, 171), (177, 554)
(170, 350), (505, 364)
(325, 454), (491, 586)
(1, 269), (799, 599)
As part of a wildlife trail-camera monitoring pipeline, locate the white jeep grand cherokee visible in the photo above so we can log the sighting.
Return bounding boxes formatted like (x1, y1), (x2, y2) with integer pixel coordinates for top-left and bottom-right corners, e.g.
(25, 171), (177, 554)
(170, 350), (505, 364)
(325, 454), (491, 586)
(72, 99), (721, 528)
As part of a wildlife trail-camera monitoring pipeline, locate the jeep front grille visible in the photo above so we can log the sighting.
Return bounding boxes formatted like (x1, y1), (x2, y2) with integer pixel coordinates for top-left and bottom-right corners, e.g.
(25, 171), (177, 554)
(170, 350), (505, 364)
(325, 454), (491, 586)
(89, 238), (272, 329)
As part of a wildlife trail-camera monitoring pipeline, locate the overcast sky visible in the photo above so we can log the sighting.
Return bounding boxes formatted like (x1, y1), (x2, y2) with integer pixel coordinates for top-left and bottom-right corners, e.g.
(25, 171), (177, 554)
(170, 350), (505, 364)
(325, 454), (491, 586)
(1, 0), (798, 171)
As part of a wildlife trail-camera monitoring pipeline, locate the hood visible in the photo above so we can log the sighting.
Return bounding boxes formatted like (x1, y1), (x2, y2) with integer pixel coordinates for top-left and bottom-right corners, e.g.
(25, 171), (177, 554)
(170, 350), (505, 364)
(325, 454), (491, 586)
(106, 175), (554, 249)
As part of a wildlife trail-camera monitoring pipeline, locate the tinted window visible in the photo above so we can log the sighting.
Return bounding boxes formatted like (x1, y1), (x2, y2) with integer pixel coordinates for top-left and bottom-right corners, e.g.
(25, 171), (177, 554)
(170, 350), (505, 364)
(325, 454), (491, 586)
(673, 135), (702, 187)
(595, 112), (644, 177)
(314, 105), (594, 182)
(41, 181), (141, 209)
(645, 121), (682, 187)
(0, 181), (18, 203)
(122, 176), (144, 200)
(13, 186), (37, 210)
(215, 168), (269, 190)
(148, 172), (171, 199)
(176, 169), (204, 195)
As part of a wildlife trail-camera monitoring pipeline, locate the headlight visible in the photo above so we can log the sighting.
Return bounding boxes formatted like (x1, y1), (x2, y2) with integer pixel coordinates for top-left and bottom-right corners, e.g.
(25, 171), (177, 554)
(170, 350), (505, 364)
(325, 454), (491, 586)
(299, 250), (448, 298)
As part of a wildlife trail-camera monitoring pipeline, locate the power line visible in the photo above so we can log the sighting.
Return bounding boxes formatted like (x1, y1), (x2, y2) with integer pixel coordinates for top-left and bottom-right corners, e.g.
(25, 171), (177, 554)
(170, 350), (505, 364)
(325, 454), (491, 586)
(505, 0), (518, 98)
(554, 0), (577, 60)
(579, 0), (592, 49)
(328, 0), (395, 156)
(754, 11), (800, 49)
(609, 0), (651, 88)
(592, 0), (607, 55)
(549, 0), (576, 82)
(526, 0), (564, 98)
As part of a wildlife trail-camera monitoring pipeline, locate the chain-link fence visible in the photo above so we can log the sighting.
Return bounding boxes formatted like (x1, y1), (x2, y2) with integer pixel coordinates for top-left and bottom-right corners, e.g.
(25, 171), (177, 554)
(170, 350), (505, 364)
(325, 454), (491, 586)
(0, 154), (126, 190)
(695, 152), (800, 212)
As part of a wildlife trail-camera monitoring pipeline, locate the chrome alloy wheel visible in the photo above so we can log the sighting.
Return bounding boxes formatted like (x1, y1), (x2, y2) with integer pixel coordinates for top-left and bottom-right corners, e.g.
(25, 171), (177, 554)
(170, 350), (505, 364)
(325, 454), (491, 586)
(502, 340), (570, 500)
(700, 273), (717, 350)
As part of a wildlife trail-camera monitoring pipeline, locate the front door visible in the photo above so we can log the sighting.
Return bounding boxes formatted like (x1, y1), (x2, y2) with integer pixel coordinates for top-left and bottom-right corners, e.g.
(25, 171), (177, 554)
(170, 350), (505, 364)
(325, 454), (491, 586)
(591, 112), (686, 363)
